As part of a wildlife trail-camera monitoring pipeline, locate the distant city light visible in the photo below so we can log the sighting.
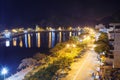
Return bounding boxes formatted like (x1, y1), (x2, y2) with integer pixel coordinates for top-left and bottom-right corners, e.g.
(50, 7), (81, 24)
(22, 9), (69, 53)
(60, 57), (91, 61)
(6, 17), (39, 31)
(58, 27), (62, 30)
(51, 29), (55, 31)
(24, 30), (28, 33)
(12, 29), (18, 33)
(4, 32), (11, 38)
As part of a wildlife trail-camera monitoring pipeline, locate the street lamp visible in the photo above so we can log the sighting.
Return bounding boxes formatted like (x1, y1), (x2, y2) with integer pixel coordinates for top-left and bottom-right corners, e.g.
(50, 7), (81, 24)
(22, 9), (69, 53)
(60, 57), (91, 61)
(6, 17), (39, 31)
(72, 44), (76, 48)
(66, 44), (70, 48)
(66, 44), (76, 48)
(1, 67), (8, 80)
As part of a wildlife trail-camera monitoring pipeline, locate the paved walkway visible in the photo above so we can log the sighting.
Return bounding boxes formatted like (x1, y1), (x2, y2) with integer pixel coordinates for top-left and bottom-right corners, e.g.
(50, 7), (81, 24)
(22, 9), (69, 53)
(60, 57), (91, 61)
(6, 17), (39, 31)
(61, 50), (100, 80)
(5, 66), (33, 80)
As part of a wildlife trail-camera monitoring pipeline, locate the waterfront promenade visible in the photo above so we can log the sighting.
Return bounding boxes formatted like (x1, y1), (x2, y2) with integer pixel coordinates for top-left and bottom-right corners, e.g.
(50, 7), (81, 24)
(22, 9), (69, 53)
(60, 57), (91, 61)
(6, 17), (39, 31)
(5, 66), (33, 80)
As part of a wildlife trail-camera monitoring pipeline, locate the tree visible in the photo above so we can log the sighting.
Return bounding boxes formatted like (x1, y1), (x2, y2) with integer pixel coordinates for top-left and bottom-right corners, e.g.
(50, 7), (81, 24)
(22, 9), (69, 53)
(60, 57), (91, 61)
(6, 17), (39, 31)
(94, 43), (110, 53)
(57, 57), (73, 71)
(50, 43), (65, 53)
(94, 32), (110, 54)
(33, 53), (46, 61)
(18, 58), (37, 69)
(97, 32), (109, 43)
(68, 36), (79, 43)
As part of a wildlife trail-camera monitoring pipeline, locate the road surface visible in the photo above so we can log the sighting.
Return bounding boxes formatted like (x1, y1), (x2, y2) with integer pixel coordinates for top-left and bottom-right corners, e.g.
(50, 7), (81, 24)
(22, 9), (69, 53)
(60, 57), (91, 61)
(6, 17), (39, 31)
(61, 50), (100, 80)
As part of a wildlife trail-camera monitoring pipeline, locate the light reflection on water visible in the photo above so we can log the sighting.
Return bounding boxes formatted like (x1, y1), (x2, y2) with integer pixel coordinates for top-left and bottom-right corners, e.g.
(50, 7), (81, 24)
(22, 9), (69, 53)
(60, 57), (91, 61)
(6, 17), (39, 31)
(59, 32), (62, 43)
(5, 40), (10, 47)
(28, 34), (31, 48)
(10, 31), (80, 48)
(36, 33), (40, 48)
(52, 32), (55, 47)
(13, 38), (17, 46)
(25, 34), (28, 48)
(3, 31), (80, 48)
(48, 32), (52, 48)
(19, 36), (23, 47)
(69, 31), (72, 37)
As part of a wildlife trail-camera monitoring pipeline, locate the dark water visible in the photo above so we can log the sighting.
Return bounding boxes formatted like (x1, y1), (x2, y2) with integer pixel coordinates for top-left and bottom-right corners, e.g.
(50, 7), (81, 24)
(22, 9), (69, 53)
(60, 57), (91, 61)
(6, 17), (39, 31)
(0, 31), (80, 78)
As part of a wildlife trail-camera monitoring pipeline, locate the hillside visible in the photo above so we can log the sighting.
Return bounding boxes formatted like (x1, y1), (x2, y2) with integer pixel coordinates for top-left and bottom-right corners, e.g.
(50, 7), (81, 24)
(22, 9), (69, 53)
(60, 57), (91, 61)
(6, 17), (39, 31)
(99, 10), (120, 24)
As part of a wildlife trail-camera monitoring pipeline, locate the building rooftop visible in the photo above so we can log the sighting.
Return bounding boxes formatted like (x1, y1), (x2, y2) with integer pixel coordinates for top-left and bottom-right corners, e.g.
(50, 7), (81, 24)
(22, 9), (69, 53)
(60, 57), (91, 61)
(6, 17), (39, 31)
(109, 23), (120, 26)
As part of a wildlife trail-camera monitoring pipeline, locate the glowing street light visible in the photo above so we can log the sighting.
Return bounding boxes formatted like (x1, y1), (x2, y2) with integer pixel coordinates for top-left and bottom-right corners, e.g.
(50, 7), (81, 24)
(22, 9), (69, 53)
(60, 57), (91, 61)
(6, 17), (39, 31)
(66, 44), (70, 48)
(93, 44), (97, 48)
(79, 39), (83, 42)
(66, 44), (76, 48)
(72, 44), (76, 48)
(58, 27), (62, 31)
(1, 67), (8, 80)
(83, 35), (86, 38)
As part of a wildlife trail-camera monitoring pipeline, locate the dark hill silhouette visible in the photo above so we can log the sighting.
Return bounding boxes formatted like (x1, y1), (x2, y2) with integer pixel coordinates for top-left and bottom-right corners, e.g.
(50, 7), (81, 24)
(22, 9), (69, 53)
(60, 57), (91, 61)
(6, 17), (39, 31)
(99, 10), (120, 24)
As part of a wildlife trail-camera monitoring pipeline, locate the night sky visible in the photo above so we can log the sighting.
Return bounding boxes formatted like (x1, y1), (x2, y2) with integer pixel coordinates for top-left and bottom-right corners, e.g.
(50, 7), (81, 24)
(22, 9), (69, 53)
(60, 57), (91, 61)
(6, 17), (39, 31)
(0, 0), (120, 28)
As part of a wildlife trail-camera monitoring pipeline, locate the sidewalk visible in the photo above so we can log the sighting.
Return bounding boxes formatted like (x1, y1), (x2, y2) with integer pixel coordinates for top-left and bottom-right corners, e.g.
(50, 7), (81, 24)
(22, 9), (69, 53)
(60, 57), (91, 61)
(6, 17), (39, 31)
(5, 66), (33, 80)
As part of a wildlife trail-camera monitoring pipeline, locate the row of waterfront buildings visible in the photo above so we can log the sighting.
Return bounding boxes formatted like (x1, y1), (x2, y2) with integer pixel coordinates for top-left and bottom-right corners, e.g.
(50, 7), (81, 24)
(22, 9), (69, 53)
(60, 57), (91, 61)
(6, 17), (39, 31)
(106, 23), (120, 69)
(96, 23), (120, 79)
(96, 23), (120, 68)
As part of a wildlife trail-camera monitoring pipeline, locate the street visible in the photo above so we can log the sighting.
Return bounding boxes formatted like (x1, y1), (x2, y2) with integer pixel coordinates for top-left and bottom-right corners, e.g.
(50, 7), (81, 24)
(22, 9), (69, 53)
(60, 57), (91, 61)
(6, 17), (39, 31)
(61, 50), (100, 80)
